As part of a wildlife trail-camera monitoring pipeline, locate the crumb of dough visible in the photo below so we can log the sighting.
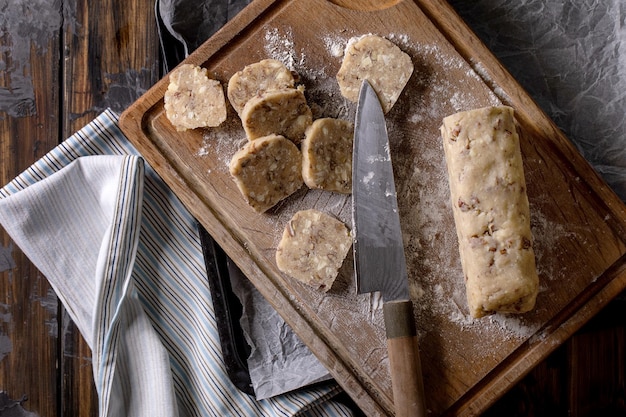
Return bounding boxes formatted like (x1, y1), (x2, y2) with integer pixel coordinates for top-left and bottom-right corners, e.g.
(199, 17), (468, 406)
(241, 87), (312, 144)
(276, 209), (352, 292)
(336, 34), (413, 113)
(227, 59), (295, 116)
(301, 118), (353, 194)
(229, 134), (303, 212)
(164, 64), (227, 131)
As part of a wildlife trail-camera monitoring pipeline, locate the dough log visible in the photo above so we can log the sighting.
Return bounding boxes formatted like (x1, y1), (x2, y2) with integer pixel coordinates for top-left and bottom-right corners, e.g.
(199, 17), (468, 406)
(441, 106), (539, 318)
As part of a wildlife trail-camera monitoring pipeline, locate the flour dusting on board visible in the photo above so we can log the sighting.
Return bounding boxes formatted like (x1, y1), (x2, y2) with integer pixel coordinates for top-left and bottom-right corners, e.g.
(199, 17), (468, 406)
(264, 27), (303, 71)
(264, 27), (347, 120)
(397, 40), (540, 344)
(264, 26), (327, 82)
(321, 34), (539, 344)
(194, 26), (548, 350)
(197, 115), (247, 170)
(323, 35), (345, 58)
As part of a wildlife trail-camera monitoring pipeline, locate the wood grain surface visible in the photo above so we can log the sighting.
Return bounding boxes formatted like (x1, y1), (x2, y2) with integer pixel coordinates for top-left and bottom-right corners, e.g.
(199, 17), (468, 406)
(119, 0), (626, 415)
(0, 2), (61, 414)
(1, 0), (626, 416)
(0, 0), (159, 415)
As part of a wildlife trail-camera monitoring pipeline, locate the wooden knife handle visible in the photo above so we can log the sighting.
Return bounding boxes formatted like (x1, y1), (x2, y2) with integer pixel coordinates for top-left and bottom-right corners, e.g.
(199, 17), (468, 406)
(383, 299), (427, 417)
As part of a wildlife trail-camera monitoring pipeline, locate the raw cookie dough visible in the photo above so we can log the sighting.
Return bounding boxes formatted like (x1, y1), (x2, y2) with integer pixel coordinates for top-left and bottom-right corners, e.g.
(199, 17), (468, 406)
(227, 59), (295, 116)
(336, 34), (413, 113)
(440, 106), (539, 318)
(241, 87), (312, 144)
(301, 118), (353, 194)
(164, 64), (227, 131)
(229, 134), (303, 212)
(276, 209), (352, 292)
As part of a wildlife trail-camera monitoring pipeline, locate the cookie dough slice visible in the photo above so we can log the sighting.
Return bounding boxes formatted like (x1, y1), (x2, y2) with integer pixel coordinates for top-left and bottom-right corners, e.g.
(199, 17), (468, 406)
(441, 106), (539, 318)
(241, 87), (312, 144)
(164, 64), (227, 131)
(301, 118), (353, 194)
(227, 59), (295, 116)
(276, 209), (352, 292)
(229, 134), (303, 212)
(336, 34), (413, 113)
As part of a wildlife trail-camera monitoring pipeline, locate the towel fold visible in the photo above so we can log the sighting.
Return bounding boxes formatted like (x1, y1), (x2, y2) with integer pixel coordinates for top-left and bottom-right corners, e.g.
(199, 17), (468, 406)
(0, 110), (353, 417)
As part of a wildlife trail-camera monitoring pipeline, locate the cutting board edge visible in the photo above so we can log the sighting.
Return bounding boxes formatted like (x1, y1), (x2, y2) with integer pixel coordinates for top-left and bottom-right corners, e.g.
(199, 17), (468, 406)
(416, 0), (626, 231)
(441, 252), (626, 417)
(117, 0), (626, 416)
(121, 85), (396, 417)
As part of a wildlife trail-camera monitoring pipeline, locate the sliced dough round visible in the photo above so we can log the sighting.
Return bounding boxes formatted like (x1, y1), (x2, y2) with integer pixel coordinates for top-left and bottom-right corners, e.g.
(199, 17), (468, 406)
(276, 209), (352, 292)
(301, 118), (353, 194)
(336, 34), (413, 113)
(229, 134), (303, 212)
(164, 64), (227, 131)
(241, 87), (312, 144)
(227, 59), (295, 116)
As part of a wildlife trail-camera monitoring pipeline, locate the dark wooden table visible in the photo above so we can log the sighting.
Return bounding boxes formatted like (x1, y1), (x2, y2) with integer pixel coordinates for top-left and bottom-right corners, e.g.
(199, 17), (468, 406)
(0, 0), (159, 415)
(0, 1), (624, 416)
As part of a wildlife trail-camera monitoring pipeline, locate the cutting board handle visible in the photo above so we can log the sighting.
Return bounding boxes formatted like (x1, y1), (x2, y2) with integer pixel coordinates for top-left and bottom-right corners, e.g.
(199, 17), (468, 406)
(327, 0), (401, 11)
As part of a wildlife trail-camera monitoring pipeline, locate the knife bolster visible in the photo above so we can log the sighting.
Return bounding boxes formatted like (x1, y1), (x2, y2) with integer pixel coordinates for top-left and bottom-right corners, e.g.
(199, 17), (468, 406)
(383, 300), (416, 339)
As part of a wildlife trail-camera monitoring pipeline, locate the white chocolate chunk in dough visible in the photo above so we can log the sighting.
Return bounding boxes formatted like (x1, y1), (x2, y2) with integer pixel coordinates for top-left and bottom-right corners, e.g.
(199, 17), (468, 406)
(229, 134), (303, 212)
(336, 34), (413, 113)
(241, 87), (312, 144)
(164, 64), (227, 131)
(276, 209), (352, 292)
(301, 118), (353, 194)
(227, 59), (295, 116)
(441, 106), (539, 318)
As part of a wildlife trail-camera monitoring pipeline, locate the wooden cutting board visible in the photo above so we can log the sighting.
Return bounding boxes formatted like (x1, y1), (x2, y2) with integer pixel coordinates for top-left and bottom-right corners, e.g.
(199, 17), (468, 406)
(119, 0), (626, 415)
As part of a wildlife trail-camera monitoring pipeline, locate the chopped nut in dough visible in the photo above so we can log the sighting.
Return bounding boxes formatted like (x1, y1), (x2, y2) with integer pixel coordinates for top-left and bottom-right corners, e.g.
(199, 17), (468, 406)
(229, 134), (303, 212)
(164, 64), (227, 131)
(227, 59), (295, 116)
(336, 34), (413, 113)
(301, 118), (353, 194)
(276, 209), (352, 292)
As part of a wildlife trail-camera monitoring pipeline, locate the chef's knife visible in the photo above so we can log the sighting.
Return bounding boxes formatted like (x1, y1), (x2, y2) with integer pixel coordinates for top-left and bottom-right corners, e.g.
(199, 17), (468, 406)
(352, 80), (426, 417)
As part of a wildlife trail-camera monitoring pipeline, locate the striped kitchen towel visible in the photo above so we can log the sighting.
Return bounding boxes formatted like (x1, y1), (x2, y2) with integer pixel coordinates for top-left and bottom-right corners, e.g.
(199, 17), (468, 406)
(0, 110), (354, 417)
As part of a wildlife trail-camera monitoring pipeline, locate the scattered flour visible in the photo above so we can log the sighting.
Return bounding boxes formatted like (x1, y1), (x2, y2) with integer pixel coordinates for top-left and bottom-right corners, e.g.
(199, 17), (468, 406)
(488, 314), (541, 337)
(197, 144), (209, 157)
(264, 27), (302, 71)
(197, 119), (247, 171)
(323, 35), (345, 58)
(387, 33), (410, 45)
(316, 31), (541, 345)
(193, 26), (553, 362)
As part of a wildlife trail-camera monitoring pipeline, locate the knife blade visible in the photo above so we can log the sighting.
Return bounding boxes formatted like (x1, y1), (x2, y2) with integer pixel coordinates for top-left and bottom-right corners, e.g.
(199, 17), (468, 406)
(352, 79), (426, 417)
